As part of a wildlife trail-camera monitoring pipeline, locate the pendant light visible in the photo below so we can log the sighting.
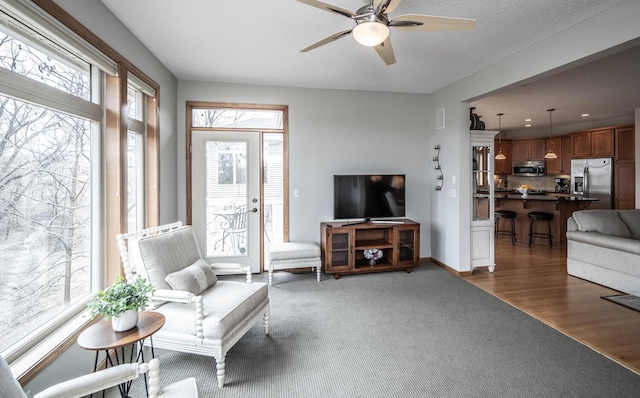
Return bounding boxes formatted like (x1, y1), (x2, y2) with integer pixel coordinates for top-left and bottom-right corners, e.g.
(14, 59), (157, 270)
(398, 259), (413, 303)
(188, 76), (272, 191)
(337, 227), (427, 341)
(495, 113), (506, 160)
(545, 108), (558, 159)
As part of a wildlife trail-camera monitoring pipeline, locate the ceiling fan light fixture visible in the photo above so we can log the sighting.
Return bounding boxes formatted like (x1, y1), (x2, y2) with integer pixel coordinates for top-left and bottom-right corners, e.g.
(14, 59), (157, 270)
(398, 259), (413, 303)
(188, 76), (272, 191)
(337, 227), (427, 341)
(353, 21), (389, 46)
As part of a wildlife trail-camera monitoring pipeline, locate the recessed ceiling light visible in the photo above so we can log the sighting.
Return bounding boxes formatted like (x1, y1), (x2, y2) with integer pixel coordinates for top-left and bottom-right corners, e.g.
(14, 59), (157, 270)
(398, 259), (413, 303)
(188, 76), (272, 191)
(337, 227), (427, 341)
(525, 124), (532, 127)
(525, 118), (532, 122)
(581, 113), (590, 117)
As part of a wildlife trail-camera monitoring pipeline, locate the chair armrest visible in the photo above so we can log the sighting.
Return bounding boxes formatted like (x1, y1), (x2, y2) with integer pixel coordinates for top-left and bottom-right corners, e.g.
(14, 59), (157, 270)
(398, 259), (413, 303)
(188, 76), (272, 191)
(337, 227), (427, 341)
(152, 289), (196, 304)
(211, 263), (253, 283)
(34, 363), (142, 398)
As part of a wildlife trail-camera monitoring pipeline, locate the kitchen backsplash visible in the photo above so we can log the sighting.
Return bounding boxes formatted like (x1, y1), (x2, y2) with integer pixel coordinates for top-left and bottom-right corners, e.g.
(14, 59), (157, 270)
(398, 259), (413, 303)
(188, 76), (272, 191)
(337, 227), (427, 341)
(494, 174), (570, 191)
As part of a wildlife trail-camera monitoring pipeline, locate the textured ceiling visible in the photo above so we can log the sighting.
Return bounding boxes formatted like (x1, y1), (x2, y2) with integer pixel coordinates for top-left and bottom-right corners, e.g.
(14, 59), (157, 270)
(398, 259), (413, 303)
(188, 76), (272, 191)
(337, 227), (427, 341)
(100, 0), (638, 130)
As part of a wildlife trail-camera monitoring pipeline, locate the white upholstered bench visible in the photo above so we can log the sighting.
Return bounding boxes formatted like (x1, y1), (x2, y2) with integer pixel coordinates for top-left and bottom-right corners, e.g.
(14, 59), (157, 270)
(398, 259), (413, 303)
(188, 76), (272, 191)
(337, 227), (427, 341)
(267, 242), (322, 285)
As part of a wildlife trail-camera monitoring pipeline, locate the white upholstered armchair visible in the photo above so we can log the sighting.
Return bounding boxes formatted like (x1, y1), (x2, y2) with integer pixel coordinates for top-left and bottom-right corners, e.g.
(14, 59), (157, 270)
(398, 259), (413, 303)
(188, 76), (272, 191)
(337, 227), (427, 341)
(0, 357), (197, 398)
(116, 222), (270, 388)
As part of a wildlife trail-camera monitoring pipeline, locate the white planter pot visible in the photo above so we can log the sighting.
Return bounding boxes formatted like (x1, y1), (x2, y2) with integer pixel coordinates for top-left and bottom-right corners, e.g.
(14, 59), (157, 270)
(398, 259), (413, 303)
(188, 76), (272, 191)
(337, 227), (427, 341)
(112, 309), (139, 332)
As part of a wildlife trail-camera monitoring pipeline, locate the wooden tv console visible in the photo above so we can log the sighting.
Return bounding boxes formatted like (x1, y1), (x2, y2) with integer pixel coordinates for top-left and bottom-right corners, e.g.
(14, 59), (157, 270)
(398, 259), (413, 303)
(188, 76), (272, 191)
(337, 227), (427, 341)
(320, 219), (420, 279)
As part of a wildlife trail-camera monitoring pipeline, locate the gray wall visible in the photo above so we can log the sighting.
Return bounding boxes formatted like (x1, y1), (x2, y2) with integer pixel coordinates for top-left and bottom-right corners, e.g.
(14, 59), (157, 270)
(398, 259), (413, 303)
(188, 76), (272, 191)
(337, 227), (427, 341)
(177, 82), (431, 248)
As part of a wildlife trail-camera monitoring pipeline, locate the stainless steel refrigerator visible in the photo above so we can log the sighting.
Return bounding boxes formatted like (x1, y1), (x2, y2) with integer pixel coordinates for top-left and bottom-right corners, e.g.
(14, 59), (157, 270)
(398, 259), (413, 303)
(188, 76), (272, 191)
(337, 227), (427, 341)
(570, 158), (613, 209)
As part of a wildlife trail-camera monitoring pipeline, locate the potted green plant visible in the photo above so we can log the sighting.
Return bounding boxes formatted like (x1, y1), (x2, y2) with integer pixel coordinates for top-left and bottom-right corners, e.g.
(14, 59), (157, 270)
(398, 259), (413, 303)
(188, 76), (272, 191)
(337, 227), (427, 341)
(87, 275), (154, 331)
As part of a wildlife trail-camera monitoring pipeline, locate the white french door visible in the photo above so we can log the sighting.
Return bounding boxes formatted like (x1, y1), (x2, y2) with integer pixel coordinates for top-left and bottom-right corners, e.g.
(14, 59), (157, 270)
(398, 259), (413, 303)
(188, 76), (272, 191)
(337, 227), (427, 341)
(191, 130), (261, 273)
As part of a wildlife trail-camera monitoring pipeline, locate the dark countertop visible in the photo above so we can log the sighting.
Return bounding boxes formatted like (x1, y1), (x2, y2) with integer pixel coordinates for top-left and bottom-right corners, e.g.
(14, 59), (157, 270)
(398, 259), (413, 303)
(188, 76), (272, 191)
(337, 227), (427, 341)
(495, 194), (598, 201)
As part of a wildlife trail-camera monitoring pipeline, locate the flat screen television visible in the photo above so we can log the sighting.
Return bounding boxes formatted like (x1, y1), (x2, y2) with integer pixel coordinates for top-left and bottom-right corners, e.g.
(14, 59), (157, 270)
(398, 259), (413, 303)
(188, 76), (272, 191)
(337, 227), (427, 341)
(333, 174), (405, 220)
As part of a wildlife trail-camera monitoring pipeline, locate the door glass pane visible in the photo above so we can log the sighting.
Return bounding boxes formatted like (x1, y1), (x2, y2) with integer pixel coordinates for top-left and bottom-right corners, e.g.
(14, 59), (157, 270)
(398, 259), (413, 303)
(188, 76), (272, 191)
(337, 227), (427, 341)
(205, 140), (248, 257)
(473, 146), (491, 221)
(263, 133), (283, 245)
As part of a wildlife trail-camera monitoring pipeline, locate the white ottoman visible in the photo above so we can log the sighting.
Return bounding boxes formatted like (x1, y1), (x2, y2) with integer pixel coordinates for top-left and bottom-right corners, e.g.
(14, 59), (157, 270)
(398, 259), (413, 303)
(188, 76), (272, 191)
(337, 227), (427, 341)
(267, 242), (322, 285)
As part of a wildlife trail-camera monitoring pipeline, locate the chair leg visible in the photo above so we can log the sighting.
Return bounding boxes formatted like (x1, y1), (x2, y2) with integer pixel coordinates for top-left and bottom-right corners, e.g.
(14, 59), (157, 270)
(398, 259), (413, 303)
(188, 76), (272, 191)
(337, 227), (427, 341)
(495, 218), (499, 239)
(548, 220), (553, 248)
(528, 219), (534, 246)
(510, 218), (516, 245)
(263, 310), (270, 335)
(316, 266), (321, 282)
(216, 356), (225, 388)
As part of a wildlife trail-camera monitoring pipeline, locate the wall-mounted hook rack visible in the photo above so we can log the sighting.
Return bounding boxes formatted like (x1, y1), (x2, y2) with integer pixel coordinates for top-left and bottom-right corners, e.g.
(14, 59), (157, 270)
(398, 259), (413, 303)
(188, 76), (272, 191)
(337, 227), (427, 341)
(433, 145), (443, 191)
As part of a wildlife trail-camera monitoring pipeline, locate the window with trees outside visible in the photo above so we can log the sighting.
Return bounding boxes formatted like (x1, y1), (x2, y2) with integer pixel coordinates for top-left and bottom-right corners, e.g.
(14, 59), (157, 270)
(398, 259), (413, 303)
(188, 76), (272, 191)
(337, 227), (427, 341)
(0, 2), (155, 372)
(127, 76), (154, 233)
(0, 28), (98, 358)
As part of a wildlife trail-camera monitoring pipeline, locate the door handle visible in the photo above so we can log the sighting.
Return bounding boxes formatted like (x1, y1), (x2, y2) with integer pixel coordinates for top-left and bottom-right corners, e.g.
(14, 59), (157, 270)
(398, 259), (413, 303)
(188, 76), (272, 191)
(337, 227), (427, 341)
(250, 208), (258, 213)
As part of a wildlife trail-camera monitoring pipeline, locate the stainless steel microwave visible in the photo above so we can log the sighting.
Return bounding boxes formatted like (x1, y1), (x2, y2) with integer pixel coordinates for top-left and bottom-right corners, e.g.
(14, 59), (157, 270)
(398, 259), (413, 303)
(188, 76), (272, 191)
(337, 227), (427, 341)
(512, 161), (546, 176)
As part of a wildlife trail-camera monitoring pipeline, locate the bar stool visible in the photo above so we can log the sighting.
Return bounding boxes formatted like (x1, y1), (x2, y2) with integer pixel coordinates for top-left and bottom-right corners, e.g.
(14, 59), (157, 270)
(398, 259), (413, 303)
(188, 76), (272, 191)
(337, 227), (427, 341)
(528, 211), (553, 248)
(495, 210), (517, 245)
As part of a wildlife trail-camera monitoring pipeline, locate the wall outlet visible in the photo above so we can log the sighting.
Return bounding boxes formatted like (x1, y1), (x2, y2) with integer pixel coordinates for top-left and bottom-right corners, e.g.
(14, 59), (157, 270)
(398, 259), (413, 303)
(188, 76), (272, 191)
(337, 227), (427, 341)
(293, 189), (300, 197)
(451, 189), (457, 198)
(451, 175), (456, 184)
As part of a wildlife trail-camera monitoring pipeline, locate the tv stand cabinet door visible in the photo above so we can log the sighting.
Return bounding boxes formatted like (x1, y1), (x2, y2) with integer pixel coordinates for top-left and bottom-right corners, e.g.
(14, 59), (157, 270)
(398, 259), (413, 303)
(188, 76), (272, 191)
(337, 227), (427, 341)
(324, 227), (353, 273)
(396, 224), (420, 266)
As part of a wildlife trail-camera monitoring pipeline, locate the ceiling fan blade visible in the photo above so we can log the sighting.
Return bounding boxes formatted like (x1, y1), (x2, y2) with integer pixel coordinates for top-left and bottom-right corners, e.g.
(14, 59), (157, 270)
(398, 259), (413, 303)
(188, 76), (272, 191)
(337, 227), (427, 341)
(300, 29), (352, 52)
(374, 37), (396, 65)
(390, 14), (476, 31)
(374, 0), (401, 15)
(295, 0), (356, 18)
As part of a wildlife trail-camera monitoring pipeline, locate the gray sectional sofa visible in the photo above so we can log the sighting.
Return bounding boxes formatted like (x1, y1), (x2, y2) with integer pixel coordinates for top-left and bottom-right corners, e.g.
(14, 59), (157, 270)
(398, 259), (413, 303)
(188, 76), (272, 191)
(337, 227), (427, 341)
(566, 209), (640, 296)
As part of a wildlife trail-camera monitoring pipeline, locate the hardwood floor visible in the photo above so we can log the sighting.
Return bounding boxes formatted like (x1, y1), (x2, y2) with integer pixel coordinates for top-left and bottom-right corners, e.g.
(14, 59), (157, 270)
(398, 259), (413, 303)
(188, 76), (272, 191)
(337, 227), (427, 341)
(462, 239), (640, 376)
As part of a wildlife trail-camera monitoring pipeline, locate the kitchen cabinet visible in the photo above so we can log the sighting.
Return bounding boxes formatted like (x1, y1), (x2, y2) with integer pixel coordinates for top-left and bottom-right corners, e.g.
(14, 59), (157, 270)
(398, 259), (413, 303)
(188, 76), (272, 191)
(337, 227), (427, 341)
(511, 139), (545, 161)
(615, 127), (635, 161)
(571, 129), (614, 158)
(494, 139), (511, 175)
(614, 127), (635, 210)
(615, 162), (635, 209)
(562, 135), (572, 174)
(545, 137), (563, 175)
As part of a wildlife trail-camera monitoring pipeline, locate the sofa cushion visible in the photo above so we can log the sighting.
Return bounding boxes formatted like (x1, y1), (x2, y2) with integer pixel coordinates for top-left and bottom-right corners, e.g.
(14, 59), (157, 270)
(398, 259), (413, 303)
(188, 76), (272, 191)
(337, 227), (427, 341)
(566, 231), (640, 257)
(165, 258), (218, 295)
(617, 210), (640, 240)
(137, 226), (203, 290)
(571, 210), (632, 239)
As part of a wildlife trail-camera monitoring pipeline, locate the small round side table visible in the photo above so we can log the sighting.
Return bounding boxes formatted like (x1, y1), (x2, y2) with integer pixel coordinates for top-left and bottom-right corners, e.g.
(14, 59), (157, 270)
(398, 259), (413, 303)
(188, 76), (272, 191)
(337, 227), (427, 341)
(78, 312), (165, 398)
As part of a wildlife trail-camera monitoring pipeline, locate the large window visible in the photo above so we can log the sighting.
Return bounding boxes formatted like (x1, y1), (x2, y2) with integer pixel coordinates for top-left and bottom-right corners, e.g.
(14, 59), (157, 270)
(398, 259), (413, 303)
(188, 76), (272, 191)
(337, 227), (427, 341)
(0, 27), (98, 357)
(0, 1), (160, 381)
(127, 78), (151, 233)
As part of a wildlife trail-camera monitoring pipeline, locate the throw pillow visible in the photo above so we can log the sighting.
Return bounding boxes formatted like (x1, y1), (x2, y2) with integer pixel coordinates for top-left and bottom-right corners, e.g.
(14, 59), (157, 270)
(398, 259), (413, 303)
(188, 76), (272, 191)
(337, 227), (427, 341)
(165, 258), (218, 295)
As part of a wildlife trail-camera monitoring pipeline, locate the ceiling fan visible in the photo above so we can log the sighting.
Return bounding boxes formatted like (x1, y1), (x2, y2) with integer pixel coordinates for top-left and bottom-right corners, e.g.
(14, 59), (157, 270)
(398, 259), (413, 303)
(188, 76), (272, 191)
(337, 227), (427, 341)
(296, 0), (476, 65)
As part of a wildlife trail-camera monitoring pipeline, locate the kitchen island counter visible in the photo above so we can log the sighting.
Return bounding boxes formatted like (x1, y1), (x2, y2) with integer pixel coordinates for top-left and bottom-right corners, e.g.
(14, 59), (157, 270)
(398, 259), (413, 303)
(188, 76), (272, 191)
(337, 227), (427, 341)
(495, 195), (597, 246)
